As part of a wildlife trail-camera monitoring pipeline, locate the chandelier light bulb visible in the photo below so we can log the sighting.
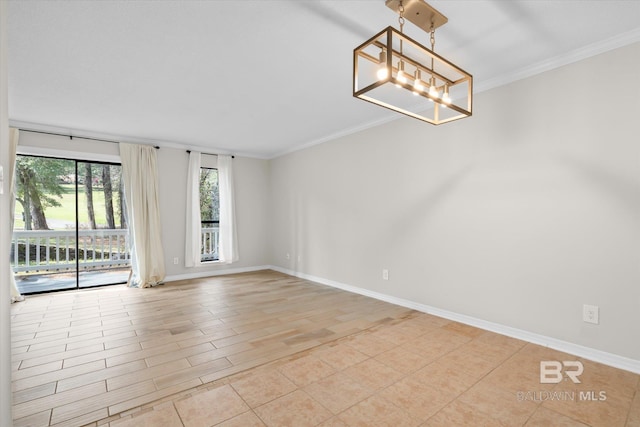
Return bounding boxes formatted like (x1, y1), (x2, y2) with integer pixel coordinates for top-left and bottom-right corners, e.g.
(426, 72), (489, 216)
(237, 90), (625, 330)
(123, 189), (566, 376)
(442, 84), (452, 105)
(413, 70), (424, 94)
(395, 61), (407, 87)
(397, 70), (407, 84)
(428, 77), (439, 98)
(377, 50), (388, 81)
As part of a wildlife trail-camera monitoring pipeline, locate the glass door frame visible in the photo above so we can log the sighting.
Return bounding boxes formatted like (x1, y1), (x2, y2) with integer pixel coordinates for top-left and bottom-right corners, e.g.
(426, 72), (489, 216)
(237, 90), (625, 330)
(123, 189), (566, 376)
(12, 154), (130, 294)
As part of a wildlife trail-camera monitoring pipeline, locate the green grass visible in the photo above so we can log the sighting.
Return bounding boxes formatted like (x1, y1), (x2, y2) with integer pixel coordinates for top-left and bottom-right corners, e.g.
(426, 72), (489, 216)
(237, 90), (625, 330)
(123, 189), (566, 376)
(14, 184), (124, 230)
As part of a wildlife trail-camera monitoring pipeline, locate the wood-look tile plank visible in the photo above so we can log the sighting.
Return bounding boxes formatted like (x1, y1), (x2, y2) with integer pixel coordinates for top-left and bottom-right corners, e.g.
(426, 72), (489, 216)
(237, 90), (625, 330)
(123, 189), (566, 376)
(12, 381), (57, 405)
(12, 409), (51, 427)
(50, 380), (156, 425)
(12, 360), (63, 382)
(13, 359), (106, 392)
(20, 343), (105, 369)
(49, 408), (109, 427)
(13, 381), (106, 420)
(56, 360), (147, 393)
(64, 343), (141, 368)
(144, 342), (214, 367)
(107, 359), (191, 391)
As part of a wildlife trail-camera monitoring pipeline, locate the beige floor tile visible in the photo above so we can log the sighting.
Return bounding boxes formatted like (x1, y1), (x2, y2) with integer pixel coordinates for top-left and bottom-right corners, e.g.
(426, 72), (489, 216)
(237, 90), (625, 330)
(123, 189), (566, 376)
(410, 313), (451, 327)
(471, 330), (521, 347)
(175, 384), (249, 427)
(463, 338), (522, 364)
(375, 346), (431, 374)
(278, 355), (336, 387)
(542, 391), (631, 427)
(457, 381), (539, 426)
(343, 358), (403, 391)
(401, 329), (469, 360)
(441, 321), (485, 338)
(443, 346), (501, 379)
(574, 359), (640, 402)
(342, 332), (396, 357)
(317, 417), (349, 427)
(368, 325), (415, 346)
(524, 406), (590, 426)
(481, 353), (556, 393)
(110, 402), (182, 427)
(215, 410), (265, 427)
(379, 377), (451, 421)
(423, 399), (507, 426)
(627, 392), (640, 426)
(304, 372), (372, 414)
(413, 359), (479, 399)
(254, 390), (332, 427)
(231, 370), (297, 408)
(313, 343), (369, 371)
(337, 394), (421, 427)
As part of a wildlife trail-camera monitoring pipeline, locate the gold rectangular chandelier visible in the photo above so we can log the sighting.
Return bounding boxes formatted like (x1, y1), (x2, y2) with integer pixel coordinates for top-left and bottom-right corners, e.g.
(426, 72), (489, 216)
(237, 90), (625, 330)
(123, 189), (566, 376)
(353, 0), (472, 125)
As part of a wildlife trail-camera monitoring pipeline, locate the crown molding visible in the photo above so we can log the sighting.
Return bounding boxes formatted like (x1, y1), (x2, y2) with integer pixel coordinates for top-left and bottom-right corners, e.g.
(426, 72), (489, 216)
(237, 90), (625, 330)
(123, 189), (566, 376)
(474, 27), (640, 94)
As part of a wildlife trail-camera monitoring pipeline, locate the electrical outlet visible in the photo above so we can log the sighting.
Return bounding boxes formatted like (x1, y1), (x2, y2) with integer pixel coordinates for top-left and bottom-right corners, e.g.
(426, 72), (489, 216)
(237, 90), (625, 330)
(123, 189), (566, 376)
(173, 257), (179, 265)
(286, 253), (290, 260)
(382, 269), (389, 280)
(583, 304), (599, 324)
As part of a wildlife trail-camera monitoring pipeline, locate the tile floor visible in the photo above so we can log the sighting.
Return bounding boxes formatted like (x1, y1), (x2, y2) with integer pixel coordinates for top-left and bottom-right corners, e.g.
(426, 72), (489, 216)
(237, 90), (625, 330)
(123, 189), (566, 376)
(11, 270), (640, 427)
(11, 270), (412, 426)
(104, 312), (639, 427)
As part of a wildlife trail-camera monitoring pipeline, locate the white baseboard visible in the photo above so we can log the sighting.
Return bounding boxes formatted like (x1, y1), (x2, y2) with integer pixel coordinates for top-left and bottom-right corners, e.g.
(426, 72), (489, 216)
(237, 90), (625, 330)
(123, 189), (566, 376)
(164, 265), (271, 283)
(269, 265), (640, 375)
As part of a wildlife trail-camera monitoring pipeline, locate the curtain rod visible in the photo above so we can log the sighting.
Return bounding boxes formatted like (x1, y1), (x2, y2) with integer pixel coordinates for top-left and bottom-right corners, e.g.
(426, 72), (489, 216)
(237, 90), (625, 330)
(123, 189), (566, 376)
(186, 150), (234, 159)
(19, 128), (160, 149)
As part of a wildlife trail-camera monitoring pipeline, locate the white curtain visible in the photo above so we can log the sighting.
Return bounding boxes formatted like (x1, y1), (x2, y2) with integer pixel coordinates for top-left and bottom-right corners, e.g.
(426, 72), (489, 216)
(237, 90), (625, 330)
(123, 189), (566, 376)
(9, 128), (23, 302)
(185, 151), (201, 267)
(119, 143), (165, 288)
(218, 155), (238, 264)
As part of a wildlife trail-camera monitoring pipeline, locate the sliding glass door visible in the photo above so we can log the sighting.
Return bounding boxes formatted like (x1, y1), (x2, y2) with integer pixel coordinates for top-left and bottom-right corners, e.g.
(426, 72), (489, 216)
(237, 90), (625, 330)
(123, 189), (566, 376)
(11, 155), (130, 294)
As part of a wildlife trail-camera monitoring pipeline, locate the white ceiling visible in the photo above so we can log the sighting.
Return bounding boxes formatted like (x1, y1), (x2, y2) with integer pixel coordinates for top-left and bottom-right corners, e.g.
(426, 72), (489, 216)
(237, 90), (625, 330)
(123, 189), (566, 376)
(8, 0), (640, 159)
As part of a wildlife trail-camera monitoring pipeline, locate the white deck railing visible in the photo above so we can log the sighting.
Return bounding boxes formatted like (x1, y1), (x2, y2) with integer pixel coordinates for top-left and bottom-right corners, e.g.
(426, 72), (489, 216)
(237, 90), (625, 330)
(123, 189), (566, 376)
(11, 229), (131, 273)
(11, 226), (220, 274)
(201, 227), (219, 262)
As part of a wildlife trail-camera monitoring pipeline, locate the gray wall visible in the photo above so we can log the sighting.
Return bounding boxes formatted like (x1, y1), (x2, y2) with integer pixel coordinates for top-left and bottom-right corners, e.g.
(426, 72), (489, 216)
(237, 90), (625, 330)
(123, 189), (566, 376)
(158, 148), (270, 279)
(268, 42), (640, 360)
